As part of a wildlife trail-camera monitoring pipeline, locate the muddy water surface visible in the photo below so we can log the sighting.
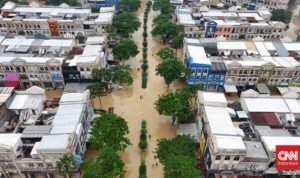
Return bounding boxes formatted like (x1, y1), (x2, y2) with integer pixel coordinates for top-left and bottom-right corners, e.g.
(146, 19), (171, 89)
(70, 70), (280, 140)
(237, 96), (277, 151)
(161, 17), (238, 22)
(83, 1), (185, 178)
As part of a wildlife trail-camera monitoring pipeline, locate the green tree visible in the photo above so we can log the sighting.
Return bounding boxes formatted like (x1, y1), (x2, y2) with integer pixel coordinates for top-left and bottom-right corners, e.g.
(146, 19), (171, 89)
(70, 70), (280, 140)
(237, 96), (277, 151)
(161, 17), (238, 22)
(56, 155), (77, 178)
(156, 135), (197, 163)
(164, 155), (198, 178)
(120, 0), (141, 12)
(91, 68), (113, 90)
(87, 82), (104, 109)
(153, 0), (175, 15)
(113, 12), (141, 37)
(153, 14), (171, 26)
(271, 9), (292, 24)
(155, 90), (193, 124)
(170, 34), (184, 55)
(152, 22), (183, 44)
(90, 112), (131, 151)
(111, 65), (133, 86)
(156, 47), (175, 60)
(156, 135), (198, 178)
(155, 59), (186, 88)
(83, 146), (125, 178)
(112, 39), (139, 62)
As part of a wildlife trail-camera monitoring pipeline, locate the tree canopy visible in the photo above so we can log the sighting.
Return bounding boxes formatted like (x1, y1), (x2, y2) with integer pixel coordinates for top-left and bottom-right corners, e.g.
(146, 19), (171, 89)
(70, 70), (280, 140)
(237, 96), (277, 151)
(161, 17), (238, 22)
(111, 65), (133, 86)
(112, 39), (139, 62)
(92, 68), (113, 84)
(153, 0), (175, 15)
(90, 112), (131, 151)
(83, 146), (125, 178)
(87, 82), (104, 109)
(119, 0), (141, 12)
(155, 90), (193, 124)
(56, 155), (77, 178)
(164, 155), (199, 178)
(156, 135), (198, 178)
(153, 14), (171, 26)
(170, 34), (184, 53)
(113, 12), (141, 37)
(271, 9), (292, 24)
(156, 47), (175, 60)
(155, 59), (186, 87)
(152, 22), (184, 43)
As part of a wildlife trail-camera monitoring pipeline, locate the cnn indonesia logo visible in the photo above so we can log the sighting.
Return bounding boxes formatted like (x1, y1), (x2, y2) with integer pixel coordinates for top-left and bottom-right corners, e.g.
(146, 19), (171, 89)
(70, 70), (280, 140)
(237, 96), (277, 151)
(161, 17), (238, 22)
(276, 145), (300, 170)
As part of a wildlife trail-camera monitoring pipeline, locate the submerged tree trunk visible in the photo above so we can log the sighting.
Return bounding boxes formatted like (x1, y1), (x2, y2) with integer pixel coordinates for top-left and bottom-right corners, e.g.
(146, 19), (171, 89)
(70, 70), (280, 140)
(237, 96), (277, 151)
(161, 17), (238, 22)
(172, 114), (176, 125)
(98, 96), (102, 109)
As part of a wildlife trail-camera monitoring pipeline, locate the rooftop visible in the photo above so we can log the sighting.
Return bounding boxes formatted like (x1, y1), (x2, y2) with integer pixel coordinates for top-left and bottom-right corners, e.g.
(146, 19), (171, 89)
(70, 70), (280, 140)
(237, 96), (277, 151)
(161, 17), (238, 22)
(214, 135), (246, 153)
(261, 136), (300, 153)
(241, 98), (290, 113)
(244, 141), (269, 162)
(37, 134), (70, 153)
(198, 91), (227, 107)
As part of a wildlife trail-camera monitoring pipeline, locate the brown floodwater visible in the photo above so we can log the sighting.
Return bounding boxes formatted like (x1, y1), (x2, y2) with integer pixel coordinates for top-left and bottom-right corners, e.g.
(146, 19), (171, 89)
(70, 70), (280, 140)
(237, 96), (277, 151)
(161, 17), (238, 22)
(83, 1), (185, 178)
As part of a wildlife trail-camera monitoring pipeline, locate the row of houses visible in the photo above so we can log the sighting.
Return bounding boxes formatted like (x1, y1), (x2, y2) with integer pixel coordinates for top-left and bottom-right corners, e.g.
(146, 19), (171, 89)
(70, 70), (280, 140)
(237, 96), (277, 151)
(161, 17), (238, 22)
(0, 35), (109, 89)
(0, 2), (115, 38)
(173, 0), (289, 10)
(175, 6), (286, 40)
(182, 37), (300, 91)
(196, 91), (300, 177)
(0, 86), (93, 178)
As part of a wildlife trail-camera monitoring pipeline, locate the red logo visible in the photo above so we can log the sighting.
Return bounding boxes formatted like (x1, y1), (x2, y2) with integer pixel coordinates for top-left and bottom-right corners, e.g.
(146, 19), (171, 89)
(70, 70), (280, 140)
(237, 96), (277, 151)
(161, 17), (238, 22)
(276, 145), (300, 170)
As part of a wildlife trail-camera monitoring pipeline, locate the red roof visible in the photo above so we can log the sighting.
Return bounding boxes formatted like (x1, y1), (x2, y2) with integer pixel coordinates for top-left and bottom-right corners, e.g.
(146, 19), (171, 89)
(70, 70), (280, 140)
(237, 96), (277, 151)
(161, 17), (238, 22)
(249, 112), (283, 128)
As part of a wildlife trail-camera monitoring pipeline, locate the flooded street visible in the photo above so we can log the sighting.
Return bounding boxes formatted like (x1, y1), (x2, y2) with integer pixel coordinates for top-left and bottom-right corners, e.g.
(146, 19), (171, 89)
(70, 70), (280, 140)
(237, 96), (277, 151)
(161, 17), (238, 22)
(83, 1), (183, 177)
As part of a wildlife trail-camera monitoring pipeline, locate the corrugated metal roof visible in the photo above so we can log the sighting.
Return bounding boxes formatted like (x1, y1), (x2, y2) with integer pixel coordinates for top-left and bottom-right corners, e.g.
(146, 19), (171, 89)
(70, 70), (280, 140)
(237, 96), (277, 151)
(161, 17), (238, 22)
(273, 41), (289, 57)
(249, 112), (283, 128)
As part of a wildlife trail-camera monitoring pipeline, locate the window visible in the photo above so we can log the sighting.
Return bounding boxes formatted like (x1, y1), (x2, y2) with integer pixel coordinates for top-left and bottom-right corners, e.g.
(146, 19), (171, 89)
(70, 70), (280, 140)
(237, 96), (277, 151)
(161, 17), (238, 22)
(197, 68), (202, 75)
(44, 67), (48, 71)
(37, 163), (43, 167)
(202, 76), (207, 80)
(243, 70), (248, 75)
(215, 156), (221, 160)
(208, 75), (214, 81)
(242, 78), (246, 81)
(196, 76), (200, 80)
(203, 69), (208, 73)
(277, 71), (282, 75)
(28, 163), (34, 167)
(232, 70), (237, 74)
(56, 67), (60, 71)
(272, 71), (276, 75)
(250, 70), (254, 75)
(225, 156), (230, 160)
(239, 70), (243, 74)
(50, 67), (55, 70)
(5, 66), (10, 71)
(79, 67), (84, 72)
(40, 67), (44, 71)
(234, 156), (239, 161)
(215, 75), (220, 81)
(47, 162), (53, 168)
(16, 66), (21, 72)
(86, 67), (91, 71)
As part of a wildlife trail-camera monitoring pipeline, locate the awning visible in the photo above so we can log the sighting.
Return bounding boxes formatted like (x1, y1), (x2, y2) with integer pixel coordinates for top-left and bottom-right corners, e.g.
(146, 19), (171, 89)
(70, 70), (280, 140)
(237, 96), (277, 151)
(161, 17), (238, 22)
(256, 84), (270, 94)
(6, 81), (19, 87)
(224, 84), (237, 93)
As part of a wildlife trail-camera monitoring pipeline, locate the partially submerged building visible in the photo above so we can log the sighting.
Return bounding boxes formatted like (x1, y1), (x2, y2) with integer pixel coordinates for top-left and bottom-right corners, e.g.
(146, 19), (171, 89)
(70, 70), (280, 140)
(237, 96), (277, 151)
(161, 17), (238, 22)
(0, 87), (92, 178)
